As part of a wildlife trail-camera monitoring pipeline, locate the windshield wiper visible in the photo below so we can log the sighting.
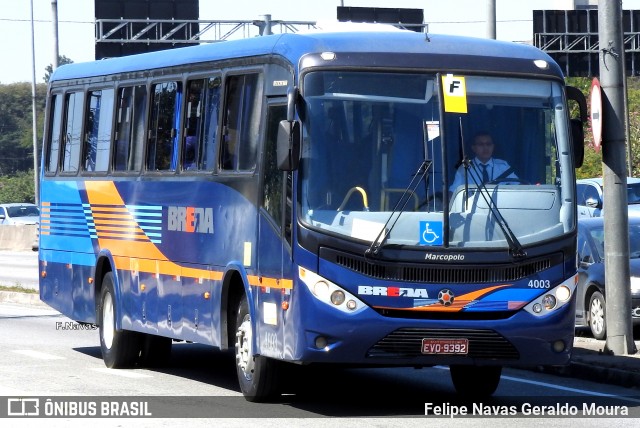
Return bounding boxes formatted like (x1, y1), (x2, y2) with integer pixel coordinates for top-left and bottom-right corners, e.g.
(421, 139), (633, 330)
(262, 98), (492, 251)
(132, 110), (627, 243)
(467, 163), (527, 258)
(455, 121), (526, 259)
(365, 159), (432, 258)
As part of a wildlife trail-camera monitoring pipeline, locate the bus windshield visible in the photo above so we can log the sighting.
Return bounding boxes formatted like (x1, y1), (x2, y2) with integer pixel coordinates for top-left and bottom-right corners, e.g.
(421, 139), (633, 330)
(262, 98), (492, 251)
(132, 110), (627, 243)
(300, 71), (573, 250)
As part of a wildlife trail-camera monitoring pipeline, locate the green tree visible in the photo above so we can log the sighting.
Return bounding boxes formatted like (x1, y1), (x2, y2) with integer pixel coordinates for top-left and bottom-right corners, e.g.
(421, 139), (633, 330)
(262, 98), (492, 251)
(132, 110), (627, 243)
(568, 76), (640, 179)
(0, 170), (36, 203)
(44, 55), (74, 83)
(0, 83), (46, 175)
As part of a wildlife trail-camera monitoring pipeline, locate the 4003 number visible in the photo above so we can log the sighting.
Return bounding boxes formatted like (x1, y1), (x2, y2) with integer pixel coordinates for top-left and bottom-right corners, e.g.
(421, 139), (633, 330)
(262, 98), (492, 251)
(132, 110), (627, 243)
(527, 280), (551, 289)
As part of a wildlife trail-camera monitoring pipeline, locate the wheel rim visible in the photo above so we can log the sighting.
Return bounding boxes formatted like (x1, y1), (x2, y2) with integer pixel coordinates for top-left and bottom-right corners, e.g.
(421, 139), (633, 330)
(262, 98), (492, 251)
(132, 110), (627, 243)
(102, 292), (115, 350)
(590, 297), (604, 336)
(235, 314), (254, 381)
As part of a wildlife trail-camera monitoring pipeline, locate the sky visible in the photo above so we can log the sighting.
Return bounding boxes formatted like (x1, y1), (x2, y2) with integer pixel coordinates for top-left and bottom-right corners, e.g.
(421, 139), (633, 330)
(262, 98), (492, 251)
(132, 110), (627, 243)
(2, 0), (640, 84)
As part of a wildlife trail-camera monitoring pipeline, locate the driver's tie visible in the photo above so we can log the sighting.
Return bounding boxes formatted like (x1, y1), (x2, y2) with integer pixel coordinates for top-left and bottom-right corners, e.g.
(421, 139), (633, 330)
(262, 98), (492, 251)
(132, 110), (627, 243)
(481, 164), (489, 183)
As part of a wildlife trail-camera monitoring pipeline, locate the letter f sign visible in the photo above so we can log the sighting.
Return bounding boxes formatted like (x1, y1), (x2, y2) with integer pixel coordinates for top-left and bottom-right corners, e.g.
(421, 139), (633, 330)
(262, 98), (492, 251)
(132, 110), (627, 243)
(442, 74), (467, 113)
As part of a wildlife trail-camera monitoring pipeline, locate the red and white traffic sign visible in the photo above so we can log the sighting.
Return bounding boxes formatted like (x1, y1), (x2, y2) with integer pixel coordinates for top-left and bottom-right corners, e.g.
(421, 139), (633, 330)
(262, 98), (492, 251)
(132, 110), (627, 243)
(590, 77), (603, 151)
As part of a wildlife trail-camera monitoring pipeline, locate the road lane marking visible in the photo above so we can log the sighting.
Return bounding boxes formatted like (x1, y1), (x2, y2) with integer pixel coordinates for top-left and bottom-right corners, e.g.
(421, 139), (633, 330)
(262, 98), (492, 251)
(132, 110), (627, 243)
(91, 368), (152, 378)
(435, 365), (640, 404)
(12, 350), (65, 360)
(499, 374), (640, 404)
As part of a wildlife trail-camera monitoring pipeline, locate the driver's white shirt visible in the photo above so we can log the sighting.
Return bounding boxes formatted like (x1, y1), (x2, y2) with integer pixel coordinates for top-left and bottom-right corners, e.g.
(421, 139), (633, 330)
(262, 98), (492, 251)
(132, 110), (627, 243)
(449, 157), (517, 192)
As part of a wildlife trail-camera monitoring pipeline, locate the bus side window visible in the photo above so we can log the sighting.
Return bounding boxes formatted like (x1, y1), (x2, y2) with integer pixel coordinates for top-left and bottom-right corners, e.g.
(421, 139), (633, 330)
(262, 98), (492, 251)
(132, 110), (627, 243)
(183, 80), (203, 170)
(147, 81), (180, 171)
(45, 94), (63, 174)
(182, 77), (221, 171)
(83, 89), (114, 172)
(262, 104), (287, 229)
(114, 85), (147, 172)
(61, 91), (84, 173)
(220, 73), (262, 171)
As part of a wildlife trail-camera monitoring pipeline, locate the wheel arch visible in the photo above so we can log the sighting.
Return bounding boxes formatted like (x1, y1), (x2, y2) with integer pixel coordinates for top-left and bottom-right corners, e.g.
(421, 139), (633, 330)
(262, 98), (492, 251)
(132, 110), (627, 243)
(584, 282), (604, 315)
(220, 263), (254, 351)
(94, 249), (119, 329)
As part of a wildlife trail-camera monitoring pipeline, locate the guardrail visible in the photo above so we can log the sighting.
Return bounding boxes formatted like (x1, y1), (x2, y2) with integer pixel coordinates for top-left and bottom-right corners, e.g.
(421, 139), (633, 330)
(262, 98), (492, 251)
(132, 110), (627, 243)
(0, 225), (38, 251)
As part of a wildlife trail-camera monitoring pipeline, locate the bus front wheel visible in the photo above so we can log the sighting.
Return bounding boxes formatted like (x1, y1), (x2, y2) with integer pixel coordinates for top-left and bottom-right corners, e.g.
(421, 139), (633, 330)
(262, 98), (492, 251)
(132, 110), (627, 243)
(98, 272), (141, 368)
(234, 294), (280, 402)
(450, 365), (501, 397)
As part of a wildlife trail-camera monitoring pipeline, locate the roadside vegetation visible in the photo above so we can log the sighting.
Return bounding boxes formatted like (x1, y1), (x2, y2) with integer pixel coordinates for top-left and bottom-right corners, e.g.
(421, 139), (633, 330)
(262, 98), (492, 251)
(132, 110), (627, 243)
(0, 284), (38, 294)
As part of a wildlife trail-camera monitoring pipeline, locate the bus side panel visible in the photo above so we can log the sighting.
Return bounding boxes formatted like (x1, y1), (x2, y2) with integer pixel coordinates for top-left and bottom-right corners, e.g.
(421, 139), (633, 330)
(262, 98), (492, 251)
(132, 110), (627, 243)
(39, 250), (74, 319)
(180, 264), (215, 345)
(39, 180), (99, 323)
(41, 178), (258, 346)
(254, 211), (288, 358)
(118, 261), (145, 332)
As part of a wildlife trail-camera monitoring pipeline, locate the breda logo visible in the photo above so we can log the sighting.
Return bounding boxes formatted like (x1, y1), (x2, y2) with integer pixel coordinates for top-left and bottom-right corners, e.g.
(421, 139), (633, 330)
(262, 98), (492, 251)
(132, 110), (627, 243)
(167, 206), (214, 234)
(357, 286), (428, 298)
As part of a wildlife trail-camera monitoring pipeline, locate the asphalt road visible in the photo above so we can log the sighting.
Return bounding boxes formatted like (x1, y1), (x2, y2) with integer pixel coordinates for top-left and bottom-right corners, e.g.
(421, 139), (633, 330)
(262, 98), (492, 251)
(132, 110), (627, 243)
(1, 302), (640, 427)
(0, 250), (38, 290)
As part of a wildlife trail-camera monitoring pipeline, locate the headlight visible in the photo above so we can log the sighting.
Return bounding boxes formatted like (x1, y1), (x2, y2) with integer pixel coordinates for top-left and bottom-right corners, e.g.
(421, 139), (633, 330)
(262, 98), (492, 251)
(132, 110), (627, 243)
(631, 276), (640, 295)
(524, 275), (577, 317)
(299, 267), (366, 314)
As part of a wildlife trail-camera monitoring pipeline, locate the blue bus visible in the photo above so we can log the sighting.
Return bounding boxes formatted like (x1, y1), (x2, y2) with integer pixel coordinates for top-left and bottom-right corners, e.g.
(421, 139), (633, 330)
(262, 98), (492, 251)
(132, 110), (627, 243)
(39, 25), (587, 401)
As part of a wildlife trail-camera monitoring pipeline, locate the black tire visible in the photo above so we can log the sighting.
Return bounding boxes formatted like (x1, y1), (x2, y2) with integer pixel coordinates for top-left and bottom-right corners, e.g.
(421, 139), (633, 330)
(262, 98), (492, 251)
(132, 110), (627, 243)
(98, 272), (141, 368)
(234, 294), (280, 402)
(139, 334), (172, 368)
(450, 365), (502, 397)
(589, 291), (607, 340)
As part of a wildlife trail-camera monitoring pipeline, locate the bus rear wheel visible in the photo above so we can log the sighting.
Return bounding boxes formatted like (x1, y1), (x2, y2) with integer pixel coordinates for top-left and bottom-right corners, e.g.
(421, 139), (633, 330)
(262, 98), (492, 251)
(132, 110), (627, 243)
(234, 294), (280, 402)
(98, 272), (141, 368)
(450, 365), (502, 397)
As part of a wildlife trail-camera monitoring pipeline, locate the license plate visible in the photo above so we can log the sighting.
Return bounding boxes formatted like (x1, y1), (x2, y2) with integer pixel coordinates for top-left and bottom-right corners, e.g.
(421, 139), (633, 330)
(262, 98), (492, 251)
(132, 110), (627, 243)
(421, 338), (469, 355)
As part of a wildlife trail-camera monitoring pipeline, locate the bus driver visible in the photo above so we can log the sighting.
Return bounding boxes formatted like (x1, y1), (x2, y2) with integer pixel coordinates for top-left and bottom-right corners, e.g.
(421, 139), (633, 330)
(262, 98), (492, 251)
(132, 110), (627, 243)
(449, 132), (518, 193)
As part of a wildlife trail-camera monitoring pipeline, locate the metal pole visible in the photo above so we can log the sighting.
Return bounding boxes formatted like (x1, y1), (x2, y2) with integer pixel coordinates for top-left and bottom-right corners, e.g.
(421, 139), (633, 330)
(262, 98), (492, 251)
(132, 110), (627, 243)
(487, 0), (496, 39)
(599, 0), (636, 355)
(30, 0), (39, 206)
(52, 0), (59, 69)
(262, 14), (272, 36)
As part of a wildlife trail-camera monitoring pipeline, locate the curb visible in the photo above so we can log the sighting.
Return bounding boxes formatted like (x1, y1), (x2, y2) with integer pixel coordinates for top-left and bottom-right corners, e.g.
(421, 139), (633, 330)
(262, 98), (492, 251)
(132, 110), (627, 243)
(567, 360), (640, 389)
(0, 290), (47, 308)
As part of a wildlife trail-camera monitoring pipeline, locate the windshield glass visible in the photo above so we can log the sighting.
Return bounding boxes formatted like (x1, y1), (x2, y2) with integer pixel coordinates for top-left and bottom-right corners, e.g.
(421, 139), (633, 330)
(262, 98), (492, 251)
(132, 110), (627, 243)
(628, 183), (640, 204)
(7, 206), (39, 217)
(589, 223), (640, 259)
(299, 71), (574, 250)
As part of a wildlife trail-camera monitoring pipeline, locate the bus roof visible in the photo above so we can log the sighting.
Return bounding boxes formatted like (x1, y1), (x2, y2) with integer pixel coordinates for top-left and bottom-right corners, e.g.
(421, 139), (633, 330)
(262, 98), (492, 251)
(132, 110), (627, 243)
(50, 28), (562, 83)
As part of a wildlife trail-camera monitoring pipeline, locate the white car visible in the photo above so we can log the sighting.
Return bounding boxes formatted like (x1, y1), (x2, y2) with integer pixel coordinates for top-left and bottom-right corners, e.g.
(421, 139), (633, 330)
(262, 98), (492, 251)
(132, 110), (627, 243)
(576, 177), (640, 218)
(0, 203), (40, 225)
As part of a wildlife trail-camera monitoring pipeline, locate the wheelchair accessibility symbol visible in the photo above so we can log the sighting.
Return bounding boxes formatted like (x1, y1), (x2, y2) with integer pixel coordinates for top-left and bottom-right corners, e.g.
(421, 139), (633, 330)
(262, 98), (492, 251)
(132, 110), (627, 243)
(419, 221), (443, 246)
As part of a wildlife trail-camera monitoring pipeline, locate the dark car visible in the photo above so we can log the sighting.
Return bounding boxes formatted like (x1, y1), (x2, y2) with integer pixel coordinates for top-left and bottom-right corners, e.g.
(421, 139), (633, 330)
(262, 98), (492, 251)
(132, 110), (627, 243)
(576, 177), (640, 218)
(575, 217), (640, 339)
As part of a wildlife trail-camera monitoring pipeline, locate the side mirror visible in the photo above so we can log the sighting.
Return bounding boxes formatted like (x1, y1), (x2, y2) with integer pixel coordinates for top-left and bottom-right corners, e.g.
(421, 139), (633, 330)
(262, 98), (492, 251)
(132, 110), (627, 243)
(566, 86), (587, 169)
(579, 257), (592, 268)
(571, 118), (585, 168)
(277, 120), (301, 171)
(585, 196), (602, 209)
(286, 87), (298, 122)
